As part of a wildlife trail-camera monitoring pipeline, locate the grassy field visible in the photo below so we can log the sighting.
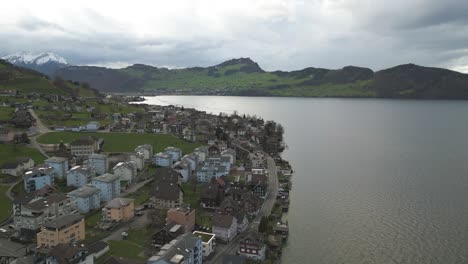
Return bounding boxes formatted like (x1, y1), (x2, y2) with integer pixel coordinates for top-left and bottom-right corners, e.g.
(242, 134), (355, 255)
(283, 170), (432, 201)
(125, 184), (151, 205)
(0, 185), (12, 222)
(37, 132), (201, 154)
(0, 144), (46, 167)
(0, 107), (13, 121)
(107, 227), (152, 260)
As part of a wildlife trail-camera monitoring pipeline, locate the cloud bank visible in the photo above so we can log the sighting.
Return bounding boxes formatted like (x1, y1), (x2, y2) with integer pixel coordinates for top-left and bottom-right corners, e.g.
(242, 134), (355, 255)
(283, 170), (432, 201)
(1, 0), (468, 72)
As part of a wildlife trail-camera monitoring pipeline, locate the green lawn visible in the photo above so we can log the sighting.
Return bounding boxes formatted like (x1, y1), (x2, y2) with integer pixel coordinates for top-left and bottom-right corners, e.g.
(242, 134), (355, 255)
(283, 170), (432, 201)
(125, 184), (150, 205)
(0, 185), (12, 222)
(37, 132), (201, 154)
(0, 107), (13, 121)
(107, 227), (152, 260)
(0, 144), (46, 167)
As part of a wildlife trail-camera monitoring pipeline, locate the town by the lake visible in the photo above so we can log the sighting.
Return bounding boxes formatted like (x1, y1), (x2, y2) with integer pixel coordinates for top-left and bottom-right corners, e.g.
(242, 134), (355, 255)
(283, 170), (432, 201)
(0, 91), (292, 264)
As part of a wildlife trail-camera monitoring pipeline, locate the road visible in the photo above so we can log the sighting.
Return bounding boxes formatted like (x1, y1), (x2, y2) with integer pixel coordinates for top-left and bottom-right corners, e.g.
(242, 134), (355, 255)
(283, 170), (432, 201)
(28, 109), (51, 159)
(206, 156), (279, 263)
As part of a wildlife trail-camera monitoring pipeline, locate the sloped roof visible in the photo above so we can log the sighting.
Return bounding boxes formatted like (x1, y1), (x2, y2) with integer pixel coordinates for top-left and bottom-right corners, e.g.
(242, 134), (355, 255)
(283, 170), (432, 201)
(105, 198), (134, 209)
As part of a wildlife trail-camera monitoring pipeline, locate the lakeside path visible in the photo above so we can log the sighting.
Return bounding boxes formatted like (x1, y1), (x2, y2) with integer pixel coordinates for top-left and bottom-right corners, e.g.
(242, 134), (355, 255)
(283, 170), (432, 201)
(206, 155), (279, 263)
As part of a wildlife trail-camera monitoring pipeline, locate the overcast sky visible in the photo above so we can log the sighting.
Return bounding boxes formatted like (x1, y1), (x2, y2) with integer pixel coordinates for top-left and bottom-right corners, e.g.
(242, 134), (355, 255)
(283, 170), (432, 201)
(1, 0), (468, 72)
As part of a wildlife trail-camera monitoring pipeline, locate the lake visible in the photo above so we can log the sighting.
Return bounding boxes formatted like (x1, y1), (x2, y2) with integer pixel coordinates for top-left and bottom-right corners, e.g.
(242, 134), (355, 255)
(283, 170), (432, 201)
(143, 96), (468, 264)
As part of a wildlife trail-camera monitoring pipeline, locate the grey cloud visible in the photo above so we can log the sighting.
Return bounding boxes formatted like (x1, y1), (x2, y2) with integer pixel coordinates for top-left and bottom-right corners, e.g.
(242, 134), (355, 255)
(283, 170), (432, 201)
(1, 0), (468, 72)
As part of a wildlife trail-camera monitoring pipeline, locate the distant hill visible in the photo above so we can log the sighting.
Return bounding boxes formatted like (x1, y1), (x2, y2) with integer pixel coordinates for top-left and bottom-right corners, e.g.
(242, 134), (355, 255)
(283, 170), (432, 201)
(2, 52), (69, 76)
(0, 59), (99, 97)
(54, 57), (468, 99)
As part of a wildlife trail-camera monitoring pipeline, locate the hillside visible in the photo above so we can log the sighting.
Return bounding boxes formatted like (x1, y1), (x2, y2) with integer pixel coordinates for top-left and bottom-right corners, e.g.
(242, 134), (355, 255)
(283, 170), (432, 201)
(0, 59), (99, 97)
(55, 58), (468, 99)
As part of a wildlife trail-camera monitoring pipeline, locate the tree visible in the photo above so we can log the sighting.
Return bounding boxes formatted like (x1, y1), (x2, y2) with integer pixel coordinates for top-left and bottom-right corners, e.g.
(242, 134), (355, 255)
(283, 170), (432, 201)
(258, 216), (269, 233)
(21, 132), (30, 144)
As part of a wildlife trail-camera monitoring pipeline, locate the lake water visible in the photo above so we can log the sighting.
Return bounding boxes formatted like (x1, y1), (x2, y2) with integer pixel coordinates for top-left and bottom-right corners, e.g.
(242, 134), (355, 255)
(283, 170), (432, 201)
(143, 96), (468, 264)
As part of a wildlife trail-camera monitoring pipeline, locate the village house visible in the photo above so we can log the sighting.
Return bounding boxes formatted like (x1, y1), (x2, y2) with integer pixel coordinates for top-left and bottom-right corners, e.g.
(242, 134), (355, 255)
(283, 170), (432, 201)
(102, 198), (135, 222)
(193, 146), (208, 163)
(193, 231), (216, 259)
(166, 205), (195, 233)
(156, 167), (182, 184)
(0, 127), (14, 143)
(127, 152), (144, 171)
(238, 232), (266, 261)
(206, 155), (232, 172)
(23, 164), (56, 193)
(85, 121), (100, 131)
(13, 193), (76, 233)
(46, 243), (94, 264)
(11, 109), (35, 128)
(181, 154), (198, 172)
(172, 161), (191, 183)
(37, 215), (85, 248)
(212, 213), (237, 243)
(200, 183), (224, 209)
(70, 137), (102, 158)
(219, 197), (249, 233)
(221, 149), (236, 165)
(240, 192), (261, 216)
(112, 161), (137, 183)
(164, 146), (182, 162)
(152, 181), (183, 209)
(135, 144), (153, 161)
(147, 233), (202, 264)
(67, 165), (96, 188)
(0, 157), (34, 176)
(45, 156), (69, 180)
(87, 153), (109, 175)
(67, 185), (101, 214)
(151, 222), (184, 248)
(153, 152), (172, 167)
(91, 173), (120, 202)
(196, 164), (228, 183)
(249, 151), (267, 169)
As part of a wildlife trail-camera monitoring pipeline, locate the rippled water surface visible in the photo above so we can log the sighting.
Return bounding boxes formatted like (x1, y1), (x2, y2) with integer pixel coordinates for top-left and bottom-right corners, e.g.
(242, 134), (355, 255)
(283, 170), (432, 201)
(143, 96), (468, 264)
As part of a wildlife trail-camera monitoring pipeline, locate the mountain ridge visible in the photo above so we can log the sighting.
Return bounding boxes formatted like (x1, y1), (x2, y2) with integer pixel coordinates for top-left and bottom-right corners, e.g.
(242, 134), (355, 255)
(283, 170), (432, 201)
(2, 52), (69, 76)
(54, 57), (468, 99)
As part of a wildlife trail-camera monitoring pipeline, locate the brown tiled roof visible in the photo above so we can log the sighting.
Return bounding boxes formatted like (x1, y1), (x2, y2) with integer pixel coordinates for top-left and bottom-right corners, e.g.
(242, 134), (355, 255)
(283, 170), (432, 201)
(48, 243), (88, 264)
(212, 213), (235, 228)
(153, 182), (181, 201)
(70, 137), (95, 146)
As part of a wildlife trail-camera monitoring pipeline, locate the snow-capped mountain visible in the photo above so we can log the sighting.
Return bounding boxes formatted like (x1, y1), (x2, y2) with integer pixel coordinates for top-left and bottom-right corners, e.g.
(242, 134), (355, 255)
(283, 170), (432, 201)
(1, 51), (69, 76)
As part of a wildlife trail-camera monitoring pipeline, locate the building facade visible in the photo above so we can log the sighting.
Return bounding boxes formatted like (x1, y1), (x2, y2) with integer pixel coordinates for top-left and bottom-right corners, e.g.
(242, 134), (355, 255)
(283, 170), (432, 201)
(91, 173), (120, 202)
(67, 185), (101, 214)
(45, 157), (69, 180)
(37, 215), (85, 248)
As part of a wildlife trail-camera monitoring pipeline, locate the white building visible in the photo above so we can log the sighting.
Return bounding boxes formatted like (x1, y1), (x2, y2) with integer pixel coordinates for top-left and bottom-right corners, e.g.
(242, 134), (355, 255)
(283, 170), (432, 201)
(88, 153), (108, 175)
(67, 185), (101, 214)
(91, 173), (120, 202)
(193, 231), (216, 259)
(153, 152), (171, 167)
(135, 144), (153, 161)
(113, 161), (137, 182)
(45, 156), (69, 180)
(164, 146), (182, 162)
(172, 161), (191, 183)
(212, 213), (237, 243)
(128, 152), (144, 171)
(67, 165), (96, 188)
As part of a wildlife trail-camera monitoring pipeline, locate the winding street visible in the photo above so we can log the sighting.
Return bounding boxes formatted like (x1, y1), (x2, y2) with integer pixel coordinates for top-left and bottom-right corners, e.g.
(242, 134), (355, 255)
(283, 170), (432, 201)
(206, 156), (279, 263)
